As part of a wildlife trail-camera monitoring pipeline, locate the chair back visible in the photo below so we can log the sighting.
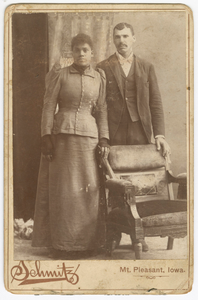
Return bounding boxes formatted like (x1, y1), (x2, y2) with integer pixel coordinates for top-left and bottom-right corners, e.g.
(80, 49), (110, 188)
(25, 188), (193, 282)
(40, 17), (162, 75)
(106, 144), (170, 202)
(108, 144), (165, 171)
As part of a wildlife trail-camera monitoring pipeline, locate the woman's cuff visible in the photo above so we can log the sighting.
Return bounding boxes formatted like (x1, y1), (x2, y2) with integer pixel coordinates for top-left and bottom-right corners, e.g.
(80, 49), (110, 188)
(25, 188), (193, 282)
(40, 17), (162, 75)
(99, 138), (110, 148)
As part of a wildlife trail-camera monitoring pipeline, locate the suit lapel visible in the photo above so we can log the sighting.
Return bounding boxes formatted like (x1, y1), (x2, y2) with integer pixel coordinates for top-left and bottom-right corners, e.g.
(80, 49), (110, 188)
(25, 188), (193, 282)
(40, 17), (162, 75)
(108, 54), (125, 99)
(134, 56), (142, 105)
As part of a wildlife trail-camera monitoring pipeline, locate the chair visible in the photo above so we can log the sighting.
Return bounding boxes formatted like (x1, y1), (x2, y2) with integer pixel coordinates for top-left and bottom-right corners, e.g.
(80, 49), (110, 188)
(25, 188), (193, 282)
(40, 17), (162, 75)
(102, 144), (187, 259)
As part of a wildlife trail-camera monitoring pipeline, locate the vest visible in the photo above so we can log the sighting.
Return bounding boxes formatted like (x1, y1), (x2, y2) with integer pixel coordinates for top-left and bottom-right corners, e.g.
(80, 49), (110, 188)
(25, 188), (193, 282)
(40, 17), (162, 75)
(120, 60), (139, 122)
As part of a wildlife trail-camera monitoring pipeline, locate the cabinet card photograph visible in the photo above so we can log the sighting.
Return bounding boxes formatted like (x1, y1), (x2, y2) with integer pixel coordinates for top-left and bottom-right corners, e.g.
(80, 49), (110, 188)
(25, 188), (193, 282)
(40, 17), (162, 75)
(4, 3), (193, 295)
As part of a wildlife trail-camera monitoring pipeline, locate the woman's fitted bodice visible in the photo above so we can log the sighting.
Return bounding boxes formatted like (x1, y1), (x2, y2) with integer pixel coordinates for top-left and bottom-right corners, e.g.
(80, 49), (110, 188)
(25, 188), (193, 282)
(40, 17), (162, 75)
(41, 63), (109, 140)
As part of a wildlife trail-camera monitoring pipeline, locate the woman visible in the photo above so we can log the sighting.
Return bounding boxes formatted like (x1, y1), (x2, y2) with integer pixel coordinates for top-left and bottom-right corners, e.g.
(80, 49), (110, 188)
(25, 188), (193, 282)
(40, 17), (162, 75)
(32, 33), (109, 258)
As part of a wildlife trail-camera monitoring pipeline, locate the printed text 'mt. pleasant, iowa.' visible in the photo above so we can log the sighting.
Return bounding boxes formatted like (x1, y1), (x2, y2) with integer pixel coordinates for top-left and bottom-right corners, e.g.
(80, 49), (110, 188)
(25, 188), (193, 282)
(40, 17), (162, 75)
(120, 266), (186, 273)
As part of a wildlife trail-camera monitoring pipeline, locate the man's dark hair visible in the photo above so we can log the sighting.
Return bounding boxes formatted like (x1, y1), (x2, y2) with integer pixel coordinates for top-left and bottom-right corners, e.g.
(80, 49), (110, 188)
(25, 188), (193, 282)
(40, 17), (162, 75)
(113, 23), (135, 36)
(71, 33), (93, 50)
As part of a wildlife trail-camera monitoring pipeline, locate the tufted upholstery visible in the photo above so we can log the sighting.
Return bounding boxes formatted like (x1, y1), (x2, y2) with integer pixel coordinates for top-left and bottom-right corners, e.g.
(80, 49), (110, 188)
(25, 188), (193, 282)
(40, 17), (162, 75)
(108, 144), (166, 171)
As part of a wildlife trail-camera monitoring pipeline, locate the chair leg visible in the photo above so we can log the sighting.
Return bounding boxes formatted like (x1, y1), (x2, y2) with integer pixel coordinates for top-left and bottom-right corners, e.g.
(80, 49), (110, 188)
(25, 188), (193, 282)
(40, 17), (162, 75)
(105, 232), (113, 256)
(167, 237), (174, 250)
(134, 242), (142, 259)
(141, 239), (149, 252)
(114, 231), (122, 249)
(130, 236), (149, 252)
(105, 225), (121, 256)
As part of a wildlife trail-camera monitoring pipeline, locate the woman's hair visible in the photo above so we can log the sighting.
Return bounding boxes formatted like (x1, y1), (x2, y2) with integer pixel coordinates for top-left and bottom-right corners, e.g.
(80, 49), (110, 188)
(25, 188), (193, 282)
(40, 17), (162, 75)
(71, 33), (93, 50)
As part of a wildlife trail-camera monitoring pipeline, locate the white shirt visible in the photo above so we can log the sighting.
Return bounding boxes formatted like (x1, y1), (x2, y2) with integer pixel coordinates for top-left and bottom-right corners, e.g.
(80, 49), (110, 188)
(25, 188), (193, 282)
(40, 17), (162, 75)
(116, 51), (134, 77)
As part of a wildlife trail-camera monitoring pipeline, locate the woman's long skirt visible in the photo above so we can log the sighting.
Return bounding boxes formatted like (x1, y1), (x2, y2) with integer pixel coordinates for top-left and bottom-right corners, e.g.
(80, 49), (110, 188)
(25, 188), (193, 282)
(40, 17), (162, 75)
(32, 134), (100, 251)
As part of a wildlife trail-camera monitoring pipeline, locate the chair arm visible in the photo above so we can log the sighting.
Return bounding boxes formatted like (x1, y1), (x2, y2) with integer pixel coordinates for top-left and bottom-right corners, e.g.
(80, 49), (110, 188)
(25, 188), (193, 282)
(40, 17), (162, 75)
(105, 179), (135, 195)
(106, 179), (141, 222)
(101, 157), (116, 179)
(167, 171), (187, 185)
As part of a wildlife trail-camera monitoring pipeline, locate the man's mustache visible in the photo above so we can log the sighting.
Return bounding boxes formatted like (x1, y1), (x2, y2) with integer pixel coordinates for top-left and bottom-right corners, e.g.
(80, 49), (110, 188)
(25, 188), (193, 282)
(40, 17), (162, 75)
(119, 43), (127, 47)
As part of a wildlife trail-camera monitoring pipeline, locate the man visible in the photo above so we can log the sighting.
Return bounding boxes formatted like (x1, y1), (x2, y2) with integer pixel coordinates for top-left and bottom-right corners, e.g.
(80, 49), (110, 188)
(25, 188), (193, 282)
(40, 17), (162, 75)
(97, 22), (170, 155)
(97, 22), (171, 252)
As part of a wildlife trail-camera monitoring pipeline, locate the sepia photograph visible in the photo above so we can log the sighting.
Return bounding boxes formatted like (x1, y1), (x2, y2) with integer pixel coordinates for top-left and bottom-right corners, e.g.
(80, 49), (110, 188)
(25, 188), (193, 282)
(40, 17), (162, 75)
(4, 3), (193, 295)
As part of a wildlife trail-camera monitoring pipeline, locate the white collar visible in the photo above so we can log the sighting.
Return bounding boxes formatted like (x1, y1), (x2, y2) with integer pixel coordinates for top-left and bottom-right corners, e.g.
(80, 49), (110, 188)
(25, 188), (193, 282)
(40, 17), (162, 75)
(116, 51), (134, 65)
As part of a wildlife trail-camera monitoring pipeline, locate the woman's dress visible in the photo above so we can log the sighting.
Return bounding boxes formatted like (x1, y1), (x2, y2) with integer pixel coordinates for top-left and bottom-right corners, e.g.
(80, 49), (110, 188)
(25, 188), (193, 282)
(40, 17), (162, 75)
(32, 63), (109, 251)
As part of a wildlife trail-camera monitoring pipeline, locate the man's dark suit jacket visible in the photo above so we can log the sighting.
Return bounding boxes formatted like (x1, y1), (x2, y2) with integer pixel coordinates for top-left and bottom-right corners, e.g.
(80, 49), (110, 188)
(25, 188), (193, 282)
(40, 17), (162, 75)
(97, 54), (165, 144)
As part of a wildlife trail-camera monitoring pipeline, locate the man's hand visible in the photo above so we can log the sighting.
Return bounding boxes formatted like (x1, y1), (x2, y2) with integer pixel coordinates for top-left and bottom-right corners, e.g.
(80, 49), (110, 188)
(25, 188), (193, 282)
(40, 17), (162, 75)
(155, 137), (171, 158)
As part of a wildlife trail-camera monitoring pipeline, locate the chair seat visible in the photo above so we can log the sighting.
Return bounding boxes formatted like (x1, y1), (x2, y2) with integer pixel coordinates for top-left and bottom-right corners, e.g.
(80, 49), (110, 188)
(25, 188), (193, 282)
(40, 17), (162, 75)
(136, 200), (187, 218)
(142, 211), (187, 227)
(107, 200), (187, 229)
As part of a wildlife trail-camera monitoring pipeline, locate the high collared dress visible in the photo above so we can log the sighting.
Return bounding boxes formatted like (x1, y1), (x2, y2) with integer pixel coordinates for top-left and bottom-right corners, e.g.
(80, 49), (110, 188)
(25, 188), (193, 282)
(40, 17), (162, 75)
(32, 63), (109, 251)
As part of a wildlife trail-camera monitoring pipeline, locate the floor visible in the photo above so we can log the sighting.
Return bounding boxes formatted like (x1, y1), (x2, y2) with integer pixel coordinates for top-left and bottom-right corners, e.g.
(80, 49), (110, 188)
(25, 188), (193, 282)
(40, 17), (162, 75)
(14, 234), (188, 261)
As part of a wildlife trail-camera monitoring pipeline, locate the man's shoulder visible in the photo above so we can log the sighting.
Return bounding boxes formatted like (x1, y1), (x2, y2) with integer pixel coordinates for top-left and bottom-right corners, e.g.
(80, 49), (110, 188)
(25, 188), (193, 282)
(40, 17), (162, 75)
(135, 55), (153, 67)
(97, 54), (116, 69)
(135, 55), (156, 75)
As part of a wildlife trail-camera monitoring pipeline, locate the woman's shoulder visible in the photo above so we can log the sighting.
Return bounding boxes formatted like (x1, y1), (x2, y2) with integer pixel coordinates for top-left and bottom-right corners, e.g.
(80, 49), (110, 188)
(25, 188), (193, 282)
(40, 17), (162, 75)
(51, 62), (70, 73)
(94, 67), (106, 80)
(45, 63), (70, 86)
(47, 63), (70, 79)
